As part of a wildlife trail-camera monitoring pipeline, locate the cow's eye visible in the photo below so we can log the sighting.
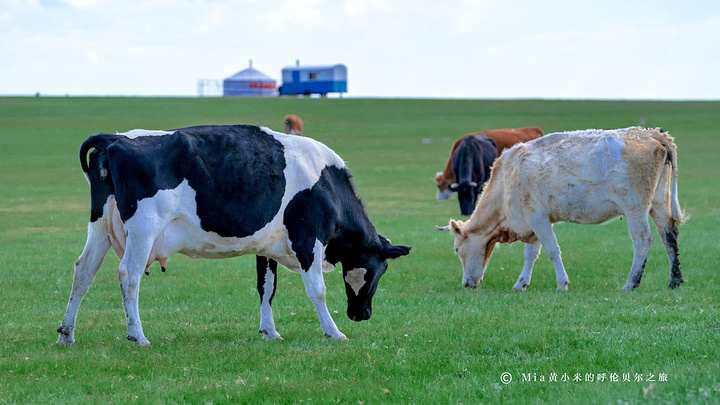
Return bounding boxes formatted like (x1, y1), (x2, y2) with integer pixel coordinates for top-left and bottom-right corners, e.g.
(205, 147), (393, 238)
(454, 248), (459, 254)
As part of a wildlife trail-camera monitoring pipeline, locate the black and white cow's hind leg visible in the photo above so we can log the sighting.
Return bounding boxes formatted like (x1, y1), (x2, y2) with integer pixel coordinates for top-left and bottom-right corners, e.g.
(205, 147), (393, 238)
(256, 256), (282, 340)
(57, 221), (111, 345)
(622, 210), (654, 291)
(301, 240), (347, 340)
(117, 216), (171, 346)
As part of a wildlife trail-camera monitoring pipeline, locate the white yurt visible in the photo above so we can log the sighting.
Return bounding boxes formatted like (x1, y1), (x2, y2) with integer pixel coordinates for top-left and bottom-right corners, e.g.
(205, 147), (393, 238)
(223, 60), (277, 97)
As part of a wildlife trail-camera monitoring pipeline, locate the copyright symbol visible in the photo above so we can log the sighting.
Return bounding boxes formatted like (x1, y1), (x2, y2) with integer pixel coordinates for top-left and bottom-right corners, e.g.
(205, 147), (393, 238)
(500, 372), (512, 384)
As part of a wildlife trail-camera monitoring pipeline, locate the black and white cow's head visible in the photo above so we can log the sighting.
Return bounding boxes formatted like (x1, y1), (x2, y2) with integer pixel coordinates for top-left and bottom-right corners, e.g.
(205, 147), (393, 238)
(340, 235), (411, 322)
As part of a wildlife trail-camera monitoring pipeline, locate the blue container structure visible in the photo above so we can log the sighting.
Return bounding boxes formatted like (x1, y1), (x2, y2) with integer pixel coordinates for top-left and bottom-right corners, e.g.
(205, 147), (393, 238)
(280, 63), (347, 96)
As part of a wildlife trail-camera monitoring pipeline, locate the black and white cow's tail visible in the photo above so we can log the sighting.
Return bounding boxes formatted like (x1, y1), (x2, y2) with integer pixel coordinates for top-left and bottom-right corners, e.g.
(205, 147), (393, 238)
(79, 134), (116, 183)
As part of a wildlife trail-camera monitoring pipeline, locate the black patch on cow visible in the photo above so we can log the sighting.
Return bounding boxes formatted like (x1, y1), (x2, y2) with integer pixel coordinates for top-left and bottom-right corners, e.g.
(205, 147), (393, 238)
(666, 226), (683, 289)
(452, 135), (498, 215)
(630, 258), (647, 289)
(87, 149), (115, 222)
(283, 165), (378, 271)
(80, 125), (286, 238)
(256, 256), (278, 305)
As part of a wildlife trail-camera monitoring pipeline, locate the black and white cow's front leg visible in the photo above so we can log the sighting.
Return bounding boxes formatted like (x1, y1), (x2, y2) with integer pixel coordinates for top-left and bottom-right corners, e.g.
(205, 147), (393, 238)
(256, 256), (282, 340)
(57, 221), (111, 345)
(301, 240), (347, 340)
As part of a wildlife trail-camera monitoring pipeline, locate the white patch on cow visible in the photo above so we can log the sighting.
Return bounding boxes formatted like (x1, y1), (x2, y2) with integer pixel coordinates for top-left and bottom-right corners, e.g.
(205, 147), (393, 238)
(116, 129), (174, 138)
(437, 189), (453, 201)
(261, 126), (345, 195)
(344, 268), (367, 295)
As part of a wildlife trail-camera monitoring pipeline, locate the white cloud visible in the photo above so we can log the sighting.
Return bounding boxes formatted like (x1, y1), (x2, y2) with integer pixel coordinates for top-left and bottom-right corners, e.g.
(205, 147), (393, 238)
(60, 0), (107, 8)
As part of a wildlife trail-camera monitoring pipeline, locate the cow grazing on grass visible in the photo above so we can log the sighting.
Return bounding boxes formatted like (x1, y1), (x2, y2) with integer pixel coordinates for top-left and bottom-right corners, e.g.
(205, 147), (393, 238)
(438, 127), (684, 292)
(435, 127), (543, 202)
(284, 114), (303, 136)
(450, 135), (498, 216)
(56, 125), (411, 346)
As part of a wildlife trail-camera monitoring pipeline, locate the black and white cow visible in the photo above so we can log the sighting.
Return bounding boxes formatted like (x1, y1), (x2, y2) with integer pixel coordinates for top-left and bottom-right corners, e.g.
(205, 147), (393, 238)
(56, 125), (411, 346)
(450, 135), (498, 216)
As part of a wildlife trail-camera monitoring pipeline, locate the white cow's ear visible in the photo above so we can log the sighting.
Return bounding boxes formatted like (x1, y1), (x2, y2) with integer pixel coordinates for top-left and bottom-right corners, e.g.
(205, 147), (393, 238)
(449, 220), (467, 238)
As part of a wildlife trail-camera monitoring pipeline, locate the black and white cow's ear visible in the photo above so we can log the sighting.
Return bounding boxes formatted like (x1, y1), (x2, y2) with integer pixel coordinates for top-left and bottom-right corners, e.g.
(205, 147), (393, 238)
(382, 244), (411, 259)
(449, 183), (459, 191)
(378, 234), (411, 259)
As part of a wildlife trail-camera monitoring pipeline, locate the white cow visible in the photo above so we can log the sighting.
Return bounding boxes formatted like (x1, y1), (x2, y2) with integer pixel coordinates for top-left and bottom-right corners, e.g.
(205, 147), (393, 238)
(438, 127), (685, 291)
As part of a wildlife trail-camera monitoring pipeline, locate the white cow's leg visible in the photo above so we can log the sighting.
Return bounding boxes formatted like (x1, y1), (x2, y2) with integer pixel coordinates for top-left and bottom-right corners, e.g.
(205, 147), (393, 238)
(650, 209), (683, 289)
(301, 240), (347, 340)
(622, 213), (653, 291)
(256, 256), (282, 340)
(56, 221), (111, 345)
(528, 216), (569, 291)
(512, 240), (542, 291)
(117, 232), (156, 346)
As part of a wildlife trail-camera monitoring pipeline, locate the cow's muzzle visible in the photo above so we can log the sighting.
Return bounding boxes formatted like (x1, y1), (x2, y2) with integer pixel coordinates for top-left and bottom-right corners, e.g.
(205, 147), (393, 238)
(347, 307), (371, 322)
(463, 276), (483, 289)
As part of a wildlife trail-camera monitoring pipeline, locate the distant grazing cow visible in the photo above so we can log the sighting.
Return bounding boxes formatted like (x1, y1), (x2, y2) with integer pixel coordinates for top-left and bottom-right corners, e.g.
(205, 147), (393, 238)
(56, 125), (410, 346)
(435, 127), (544, 202)
(450, 135), (498, 215)
(438, 127), (684, 292)
(284, 114), (303, 136)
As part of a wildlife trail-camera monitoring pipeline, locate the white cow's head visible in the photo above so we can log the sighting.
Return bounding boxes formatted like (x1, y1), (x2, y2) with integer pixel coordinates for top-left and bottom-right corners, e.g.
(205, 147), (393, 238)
(437, 219), (494, 288)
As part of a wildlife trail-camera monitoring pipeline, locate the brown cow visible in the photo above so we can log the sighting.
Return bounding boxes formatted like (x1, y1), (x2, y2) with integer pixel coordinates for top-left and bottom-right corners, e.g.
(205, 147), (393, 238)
(435, 127), (544, 201)
(284, 114), (303, 136)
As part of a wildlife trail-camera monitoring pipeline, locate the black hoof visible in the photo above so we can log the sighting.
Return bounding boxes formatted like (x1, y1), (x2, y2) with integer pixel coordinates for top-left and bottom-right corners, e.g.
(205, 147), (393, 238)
(161, 266), (166, 273)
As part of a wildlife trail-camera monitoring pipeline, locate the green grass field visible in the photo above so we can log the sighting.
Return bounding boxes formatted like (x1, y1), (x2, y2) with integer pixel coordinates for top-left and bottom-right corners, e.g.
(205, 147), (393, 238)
(1, 96), (718, 404)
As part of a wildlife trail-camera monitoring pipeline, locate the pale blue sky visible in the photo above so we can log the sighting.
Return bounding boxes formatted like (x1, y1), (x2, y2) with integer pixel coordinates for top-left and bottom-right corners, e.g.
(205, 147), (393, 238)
(1, 0), (718, 98)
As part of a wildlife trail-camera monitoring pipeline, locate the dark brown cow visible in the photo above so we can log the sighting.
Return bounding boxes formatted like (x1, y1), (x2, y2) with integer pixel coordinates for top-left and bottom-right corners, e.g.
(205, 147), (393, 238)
(435, 127), (544, 201)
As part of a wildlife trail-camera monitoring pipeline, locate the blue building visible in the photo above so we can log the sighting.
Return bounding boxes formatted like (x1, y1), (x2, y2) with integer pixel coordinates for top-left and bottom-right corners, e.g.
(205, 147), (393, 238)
(279, 63), (347, 96)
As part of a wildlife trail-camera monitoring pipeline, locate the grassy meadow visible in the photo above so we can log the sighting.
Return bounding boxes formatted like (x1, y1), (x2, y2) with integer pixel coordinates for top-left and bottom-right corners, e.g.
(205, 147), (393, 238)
(0, 96), (718, 404)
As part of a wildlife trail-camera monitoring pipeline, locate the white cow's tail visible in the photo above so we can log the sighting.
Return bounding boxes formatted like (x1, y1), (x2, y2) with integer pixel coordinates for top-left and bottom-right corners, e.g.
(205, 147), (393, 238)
(654, 130), (686, 226)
